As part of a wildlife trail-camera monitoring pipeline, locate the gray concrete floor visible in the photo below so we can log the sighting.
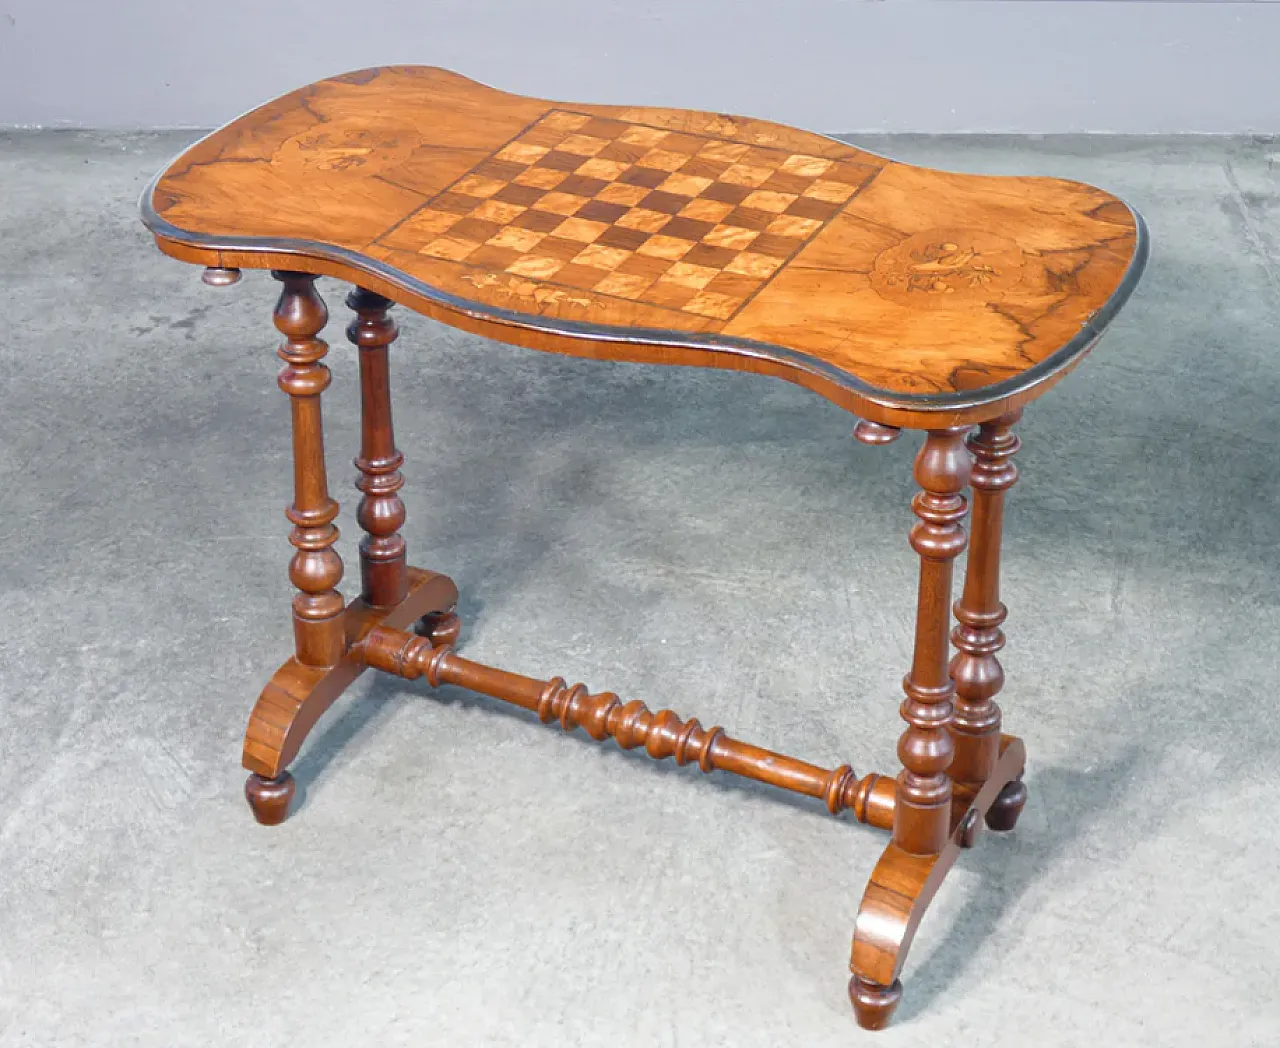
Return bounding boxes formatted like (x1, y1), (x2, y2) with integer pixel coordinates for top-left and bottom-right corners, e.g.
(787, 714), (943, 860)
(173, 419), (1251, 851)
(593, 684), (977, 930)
(1, 131), (1278, 1047)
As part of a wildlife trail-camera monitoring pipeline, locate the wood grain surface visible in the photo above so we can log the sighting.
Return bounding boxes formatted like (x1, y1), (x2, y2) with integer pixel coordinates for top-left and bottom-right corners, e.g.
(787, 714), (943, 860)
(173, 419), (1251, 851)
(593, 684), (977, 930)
(142, 65), (1146, 425)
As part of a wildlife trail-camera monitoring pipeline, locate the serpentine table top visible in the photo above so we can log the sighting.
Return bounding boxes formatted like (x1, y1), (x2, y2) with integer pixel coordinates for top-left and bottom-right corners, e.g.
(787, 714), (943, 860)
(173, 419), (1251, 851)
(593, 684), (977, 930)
(141, 65), (1147, 428)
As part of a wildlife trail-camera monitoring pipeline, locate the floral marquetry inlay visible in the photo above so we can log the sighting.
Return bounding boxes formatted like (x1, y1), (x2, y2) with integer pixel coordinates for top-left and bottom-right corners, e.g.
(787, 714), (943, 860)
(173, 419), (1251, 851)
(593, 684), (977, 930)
(461, 270), (593, 308)
(870, 229), (1025, 308)
(276, 128), (417, 172)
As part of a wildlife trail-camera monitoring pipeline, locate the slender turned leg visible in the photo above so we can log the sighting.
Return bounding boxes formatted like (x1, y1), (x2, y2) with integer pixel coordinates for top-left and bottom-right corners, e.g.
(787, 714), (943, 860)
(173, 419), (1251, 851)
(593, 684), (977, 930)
(245, 271), (345, 824)
(950, 411), (1027, 834)
(346, 287), (463, 642)
(850, 427), (970, 1030)
(895, 428), (969, 855)
(347, 288), (408, 608)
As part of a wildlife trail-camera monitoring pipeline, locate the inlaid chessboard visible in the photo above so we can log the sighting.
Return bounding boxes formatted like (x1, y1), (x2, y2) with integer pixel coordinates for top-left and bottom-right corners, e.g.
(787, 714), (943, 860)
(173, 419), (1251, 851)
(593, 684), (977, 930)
(376, 109), (879, 321)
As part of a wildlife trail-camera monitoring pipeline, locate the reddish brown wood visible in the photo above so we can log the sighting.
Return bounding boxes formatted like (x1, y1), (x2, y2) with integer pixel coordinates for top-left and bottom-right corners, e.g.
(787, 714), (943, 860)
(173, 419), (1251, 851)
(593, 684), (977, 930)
(949, 412), (1021, 804)
(985, 776), (1028, 831)
(955, 807), (982, 849)
(849, 975), (902, 1031)
(357, 624), (898, 829)
(137, 67), (1149, 1031)
(417, 607), (461, 648)
(274, 271), (346, 667)
(142, 66), (1147, 431)
(242, 567), (459, 791)
(852, 419), (901, 445)
(893, 428), (969, 857)
(347, 287), (409, 607)
(245, 772), (295, 825)
(849, 734), (1026, 1029)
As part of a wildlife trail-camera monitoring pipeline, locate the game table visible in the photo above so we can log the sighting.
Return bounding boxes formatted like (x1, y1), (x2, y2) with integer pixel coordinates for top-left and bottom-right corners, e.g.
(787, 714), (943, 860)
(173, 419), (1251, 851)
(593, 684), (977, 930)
(140, 66), (1147, 1029)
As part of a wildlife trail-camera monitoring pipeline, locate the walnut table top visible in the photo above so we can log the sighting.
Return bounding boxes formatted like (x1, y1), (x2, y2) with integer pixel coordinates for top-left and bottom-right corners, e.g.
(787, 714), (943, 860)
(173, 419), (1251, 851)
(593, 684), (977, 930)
(141, 66), (1147, 428)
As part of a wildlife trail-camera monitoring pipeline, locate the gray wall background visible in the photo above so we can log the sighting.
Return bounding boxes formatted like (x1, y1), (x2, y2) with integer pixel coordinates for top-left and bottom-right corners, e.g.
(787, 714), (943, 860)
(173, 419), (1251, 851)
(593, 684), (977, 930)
(3, 1), (1280, 133)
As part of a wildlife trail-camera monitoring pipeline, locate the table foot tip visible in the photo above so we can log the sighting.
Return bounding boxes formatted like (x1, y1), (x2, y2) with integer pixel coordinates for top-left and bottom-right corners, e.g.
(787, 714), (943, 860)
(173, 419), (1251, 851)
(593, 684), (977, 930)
(245, 771), (296, 826)
(849, 975), (902, 1031)
(984, 776), (1028, 832)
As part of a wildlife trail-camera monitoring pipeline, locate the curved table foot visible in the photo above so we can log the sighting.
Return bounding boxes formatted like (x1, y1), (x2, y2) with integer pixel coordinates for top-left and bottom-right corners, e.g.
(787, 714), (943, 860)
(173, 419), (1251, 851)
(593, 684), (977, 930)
(848, 735), (1026, 1030)
(240, 567), (459, 824)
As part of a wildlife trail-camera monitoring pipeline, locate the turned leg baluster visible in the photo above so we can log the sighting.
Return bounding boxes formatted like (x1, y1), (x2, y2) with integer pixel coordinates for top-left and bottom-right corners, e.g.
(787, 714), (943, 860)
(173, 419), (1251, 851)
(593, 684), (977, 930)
(276, 272), (345, 663)
(850, 426), (970, 1028)
(895, 428), (969, 852)
(347, 288), (409, 608)
(245, 271), (346, 823)
(951, 412), (1027, 831)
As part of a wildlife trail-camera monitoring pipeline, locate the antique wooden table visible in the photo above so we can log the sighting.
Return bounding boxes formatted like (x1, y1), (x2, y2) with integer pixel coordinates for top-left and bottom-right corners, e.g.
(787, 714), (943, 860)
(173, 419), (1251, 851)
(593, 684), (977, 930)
(140, 66), (1147, 1030)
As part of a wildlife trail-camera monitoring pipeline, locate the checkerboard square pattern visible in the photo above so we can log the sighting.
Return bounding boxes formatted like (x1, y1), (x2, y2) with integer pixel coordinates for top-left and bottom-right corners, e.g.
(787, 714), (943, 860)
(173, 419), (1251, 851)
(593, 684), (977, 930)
(378, 110), (875, 321)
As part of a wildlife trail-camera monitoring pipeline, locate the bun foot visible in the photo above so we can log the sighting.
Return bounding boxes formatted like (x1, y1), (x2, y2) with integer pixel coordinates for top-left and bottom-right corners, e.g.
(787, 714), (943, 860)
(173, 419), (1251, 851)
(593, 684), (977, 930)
(985, 776), (1028, 832)
(849, 975), (903, 1031)
(245, 771), (296, 825)
(416, 607), (461, 648)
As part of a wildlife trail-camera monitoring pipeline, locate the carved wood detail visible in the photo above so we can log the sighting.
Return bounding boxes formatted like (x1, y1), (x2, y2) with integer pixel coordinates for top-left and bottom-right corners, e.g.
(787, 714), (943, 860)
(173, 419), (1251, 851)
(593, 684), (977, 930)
(853, 419), (901, 445)
(274, 271), (346, 667)
(950, 412), (1021, 803)
(347, 287), (409, 607)
(893, 428), (969, 857)
(241, 567), (460, 823)
(849, 735), (1026, 1030)
(357, 624), (897, 829)
(202, 266), (242, 286)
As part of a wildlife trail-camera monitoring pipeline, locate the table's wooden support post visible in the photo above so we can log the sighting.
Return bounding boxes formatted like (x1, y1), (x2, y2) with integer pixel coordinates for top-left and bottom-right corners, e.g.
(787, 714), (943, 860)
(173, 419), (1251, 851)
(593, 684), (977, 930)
(849, 426), (970, 1029)
(347, 288), (409, 608)
(950, 412), (1028, 830)
(895, 427), (970, 855)
(275, 272), (345, 665)
(244, 271), (346, 821)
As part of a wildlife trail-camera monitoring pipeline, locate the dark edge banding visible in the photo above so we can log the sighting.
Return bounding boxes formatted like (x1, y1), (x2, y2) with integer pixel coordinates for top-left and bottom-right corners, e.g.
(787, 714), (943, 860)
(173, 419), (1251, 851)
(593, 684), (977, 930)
(138, 95), (1149, 417)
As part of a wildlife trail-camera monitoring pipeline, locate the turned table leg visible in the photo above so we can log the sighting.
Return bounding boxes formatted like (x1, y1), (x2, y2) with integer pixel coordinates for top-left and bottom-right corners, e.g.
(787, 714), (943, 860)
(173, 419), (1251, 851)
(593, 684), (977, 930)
(950, 412), (1027, 833)
(895, 428), (969, 856)
(347, 288), (409, 608)
(850, 427), (970, 1029)
(245, 271), (346, 823)
(346, 287), (462, 643)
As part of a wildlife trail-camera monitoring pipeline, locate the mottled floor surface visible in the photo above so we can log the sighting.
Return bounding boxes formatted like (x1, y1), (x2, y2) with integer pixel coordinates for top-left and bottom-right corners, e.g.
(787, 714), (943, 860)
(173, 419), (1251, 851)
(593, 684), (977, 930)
(1, 131), (1278, 1047)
